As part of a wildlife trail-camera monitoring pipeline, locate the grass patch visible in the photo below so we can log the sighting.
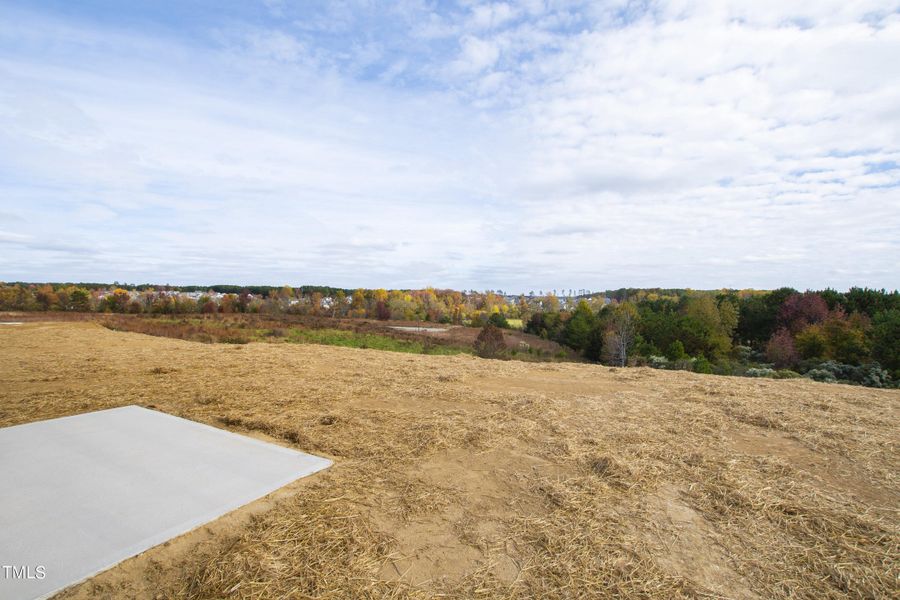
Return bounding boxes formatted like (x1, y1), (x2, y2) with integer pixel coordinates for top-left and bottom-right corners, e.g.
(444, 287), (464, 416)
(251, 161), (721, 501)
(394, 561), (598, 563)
(102, 315), (472, 356)
(285, 328), (467, 355)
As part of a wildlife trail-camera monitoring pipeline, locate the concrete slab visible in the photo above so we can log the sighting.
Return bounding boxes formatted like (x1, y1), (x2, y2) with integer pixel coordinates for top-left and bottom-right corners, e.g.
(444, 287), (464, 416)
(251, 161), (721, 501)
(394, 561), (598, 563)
(0, 406), (332, 600)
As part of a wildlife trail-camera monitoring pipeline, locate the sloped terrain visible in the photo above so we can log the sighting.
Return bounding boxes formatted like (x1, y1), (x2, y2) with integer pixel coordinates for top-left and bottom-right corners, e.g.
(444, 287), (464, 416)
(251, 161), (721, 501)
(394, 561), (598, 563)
(1, 322), (897, 599)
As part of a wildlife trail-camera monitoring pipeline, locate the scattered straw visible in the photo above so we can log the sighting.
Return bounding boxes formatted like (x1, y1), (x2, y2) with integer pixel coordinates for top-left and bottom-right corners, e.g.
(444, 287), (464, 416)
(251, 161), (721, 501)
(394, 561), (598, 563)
(1, 322), (896, 599)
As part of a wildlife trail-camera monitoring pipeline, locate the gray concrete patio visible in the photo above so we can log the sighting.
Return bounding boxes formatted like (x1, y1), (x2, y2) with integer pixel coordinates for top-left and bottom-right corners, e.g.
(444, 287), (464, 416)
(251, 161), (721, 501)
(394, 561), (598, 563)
(0, 406), (331, 600)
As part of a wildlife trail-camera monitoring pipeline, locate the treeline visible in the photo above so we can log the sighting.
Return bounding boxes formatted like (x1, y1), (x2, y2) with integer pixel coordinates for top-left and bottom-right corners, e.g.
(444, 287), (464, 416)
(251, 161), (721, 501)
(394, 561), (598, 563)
(525, 288), (899, 387)
(0, 282), (351, 297)
(2, 282), (896, 386)
(0, 283), (531, 322)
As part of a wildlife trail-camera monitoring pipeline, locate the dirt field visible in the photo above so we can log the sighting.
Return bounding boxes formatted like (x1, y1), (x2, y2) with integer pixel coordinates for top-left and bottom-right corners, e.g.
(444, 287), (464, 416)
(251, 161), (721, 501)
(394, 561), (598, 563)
(1, 322), (897, 599)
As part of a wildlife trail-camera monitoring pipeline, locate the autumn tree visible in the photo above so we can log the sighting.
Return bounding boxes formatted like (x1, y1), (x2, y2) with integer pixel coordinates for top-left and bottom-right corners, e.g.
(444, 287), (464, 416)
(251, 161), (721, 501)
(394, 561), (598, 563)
(766, 328), (798, 368)
(794, 325), (828, 360)
(70, 288), (92, 312)
(474, 324), (506, 358)
(34, 285), (59, 311)
(821, 313), (870, 364)
(219, 294), (239, 313)
(603, 302), (638, 366)
(517, 295), (531, 322)
(736, 287), (797, 345)
(543, 293), (560, 312)
(309, 292), (323, 316)
(717, 298), (739, 340)
(102, 288), (131, 313)
(238, 289), (252, 313)
(778, 292), (829, 333)
(332, 290), (347, 317)
(680, 295), (732, 359)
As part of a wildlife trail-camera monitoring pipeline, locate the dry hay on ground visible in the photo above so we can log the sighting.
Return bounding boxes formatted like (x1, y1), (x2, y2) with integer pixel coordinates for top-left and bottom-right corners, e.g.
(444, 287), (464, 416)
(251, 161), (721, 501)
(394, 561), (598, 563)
(1, 322), (897, 599)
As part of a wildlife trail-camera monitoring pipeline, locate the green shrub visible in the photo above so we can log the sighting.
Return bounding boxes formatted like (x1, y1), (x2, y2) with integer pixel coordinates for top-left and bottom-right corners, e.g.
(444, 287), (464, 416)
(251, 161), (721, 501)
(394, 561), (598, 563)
(671, 358), (694, 371)
(647, 355), (669, 369)
(775, 369), (801, 379)
(693, 356), (713, 374)
(816, 360), (858, 381)
(805, 360), (890, 387)
(488, 312), (510, 329)
(746, 367), (776, 378)
(733, 345), (754, 362)
(805, 368), (836, 383)
(666, 340), (686, 361)
(713, 359), (738, 376)
(859, 364), (891, 388)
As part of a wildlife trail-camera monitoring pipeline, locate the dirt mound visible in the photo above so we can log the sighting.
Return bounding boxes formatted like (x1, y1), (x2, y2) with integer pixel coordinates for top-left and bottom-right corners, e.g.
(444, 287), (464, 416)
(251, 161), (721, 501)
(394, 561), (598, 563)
(1, 322), (897, 599)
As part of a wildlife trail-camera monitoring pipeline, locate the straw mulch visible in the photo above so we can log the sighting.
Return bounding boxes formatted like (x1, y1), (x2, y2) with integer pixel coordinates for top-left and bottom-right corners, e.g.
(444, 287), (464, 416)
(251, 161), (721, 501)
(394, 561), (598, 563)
(1, 322), (897, 599)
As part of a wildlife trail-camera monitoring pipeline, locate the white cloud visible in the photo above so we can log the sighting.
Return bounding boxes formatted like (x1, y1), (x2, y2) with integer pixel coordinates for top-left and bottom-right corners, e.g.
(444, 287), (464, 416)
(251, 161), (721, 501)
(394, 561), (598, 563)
(244, 29), (308, 63)
(450, 35), (501, 75)
(469, 3), (517, 30)
(0, 2), (898, 290)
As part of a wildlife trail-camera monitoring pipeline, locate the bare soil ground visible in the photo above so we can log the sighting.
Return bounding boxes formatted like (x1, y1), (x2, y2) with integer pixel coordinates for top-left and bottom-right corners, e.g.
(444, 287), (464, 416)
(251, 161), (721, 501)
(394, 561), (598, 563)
(1, 322), (897, 599)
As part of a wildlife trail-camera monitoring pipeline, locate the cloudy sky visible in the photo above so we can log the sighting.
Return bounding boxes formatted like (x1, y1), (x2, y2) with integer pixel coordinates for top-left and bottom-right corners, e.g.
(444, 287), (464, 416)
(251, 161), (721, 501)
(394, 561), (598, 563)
(1, 1), (898, 292)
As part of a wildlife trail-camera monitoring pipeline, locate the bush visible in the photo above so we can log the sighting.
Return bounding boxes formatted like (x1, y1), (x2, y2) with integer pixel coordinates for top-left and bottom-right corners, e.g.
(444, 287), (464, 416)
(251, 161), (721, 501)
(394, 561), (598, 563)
(802, 360), (890, 387)
(775, 369), (801, 379)
(746, 367), (776, 378)
(713, 359), (739, 376)
(474, 324), (506, 358)
(693, 356), (713, 374)
(647, 355), (670, 369)
(859, 364), (891, 388)
(671, 358), (694, 371)
(805, 368), (837, 383)
(666, 340), (686, 361)
(733, 345), (755, 362)
(488, 312), (510, 329)
(816, 360), (857, 381)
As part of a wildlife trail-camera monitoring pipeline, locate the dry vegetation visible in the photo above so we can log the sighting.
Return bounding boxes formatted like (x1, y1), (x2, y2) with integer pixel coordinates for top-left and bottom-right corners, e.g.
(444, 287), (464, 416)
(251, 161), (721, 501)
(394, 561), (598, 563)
(1, 311), (570, 359)
(1, 322), (897, 599)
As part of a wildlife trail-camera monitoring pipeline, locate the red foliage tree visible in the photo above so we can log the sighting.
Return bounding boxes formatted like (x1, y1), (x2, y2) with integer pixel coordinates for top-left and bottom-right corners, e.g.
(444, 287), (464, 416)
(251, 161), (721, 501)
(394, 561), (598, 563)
(778, 292), (829, 333)
(766, 328), (798, 368)
(375, 300), (391, 321)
